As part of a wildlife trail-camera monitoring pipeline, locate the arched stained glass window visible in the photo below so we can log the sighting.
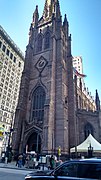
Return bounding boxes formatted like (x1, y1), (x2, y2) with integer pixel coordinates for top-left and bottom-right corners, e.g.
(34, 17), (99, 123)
(32, 86), (45, 122)
(84, 123), (94, 139)
(44, 32), (50, 49)
(37, 35), (43, 52)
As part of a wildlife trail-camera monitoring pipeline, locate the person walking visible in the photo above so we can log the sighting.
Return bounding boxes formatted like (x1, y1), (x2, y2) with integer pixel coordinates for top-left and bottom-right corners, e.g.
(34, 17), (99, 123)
(50, 155), (55, 170)
(18, 154), (23, 168)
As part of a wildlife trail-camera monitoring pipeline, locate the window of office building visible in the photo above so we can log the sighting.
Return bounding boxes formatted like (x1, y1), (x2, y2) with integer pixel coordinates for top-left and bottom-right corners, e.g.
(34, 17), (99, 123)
(2, 73), (5, 78)
(0, 41), (2, 48)
(7, 93), (11, 97)
(8, 68), (11, 73)
(4, 86), (7, 90)
(4, 90), (7, 94)
(14, 56), (16, 63)
(3, 95), (6, 99)
(0, 83), (3, 87)
(10, 53), (13, 59)
(4, 65), (7, 69)
(0, 117), (2, 121)
(6, 77), (9, 82)
(3, 117), (6, 122)
(1, 105), (4, 110)
(19, 62), (21, 67)
(6, 49), (10, 56)
(1, 78), (4, 83)
(7, 72), (10, 77)
(7, 97), (10, 102)
(2, 44), (6, 52)
(9, 84), (12, 88)
(6, 102), (9, 106)
(5, 81), (8, 86)
(12, 105), (15, 109)
(8, 88), (11, 93)
(2, 100), (5, 105)
(5, 61), (8, 65)
(3, 69), (6, 74)
(4, 112), (7, 117)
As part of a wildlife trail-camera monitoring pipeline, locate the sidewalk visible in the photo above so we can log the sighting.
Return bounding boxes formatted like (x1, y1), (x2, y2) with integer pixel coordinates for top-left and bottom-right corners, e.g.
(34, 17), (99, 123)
(0, 161), (30, 170)
(0, 161), (48, 171)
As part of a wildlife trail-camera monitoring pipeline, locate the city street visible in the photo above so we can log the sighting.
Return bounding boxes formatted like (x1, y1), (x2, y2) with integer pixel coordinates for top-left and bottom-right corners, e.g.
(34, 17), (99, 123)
(0, 168), (31, 180)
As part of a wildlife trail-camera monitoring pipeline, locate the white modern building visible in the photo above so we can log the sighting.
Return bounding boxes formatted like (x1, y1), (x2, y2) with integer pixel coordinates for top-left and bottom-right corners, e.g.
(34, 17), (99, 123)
(73, 56), (84, 87)
(0, 25), (24, 155)
(73, 56), (83, 74)
(73, 56), (96, 111)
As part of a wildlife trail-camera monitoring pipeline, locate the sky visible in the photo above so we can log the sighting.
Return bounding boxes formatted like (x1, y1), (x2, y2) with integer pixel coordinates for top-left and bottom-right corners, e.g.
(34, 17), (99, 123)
(0, 0), (101, 100)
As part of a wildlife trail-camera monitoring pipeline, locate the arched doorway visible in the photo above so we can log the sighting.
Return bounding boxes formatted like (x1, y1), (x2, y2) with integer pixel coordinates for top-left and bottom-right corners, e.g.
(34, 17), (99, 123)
(84, 123), (94, 139)
(27, 132), (41, 153)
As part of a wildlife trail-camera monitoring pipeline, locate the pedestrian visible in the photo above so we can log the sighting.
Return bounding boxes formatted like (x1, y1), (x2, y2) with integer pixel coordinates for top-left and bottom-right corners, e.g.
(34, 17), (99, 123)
(22, 153), (26, 166)
(18, 154), (23, 168)
(50, 155), (55, 170)
(15, 154), (19, 166)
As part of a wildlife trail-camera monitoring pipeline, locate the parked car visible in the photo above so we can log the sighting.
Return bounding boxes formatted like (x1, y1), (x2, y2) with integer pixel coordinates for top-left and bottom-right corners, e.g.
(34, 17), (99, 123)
(25, 158), (101, 179)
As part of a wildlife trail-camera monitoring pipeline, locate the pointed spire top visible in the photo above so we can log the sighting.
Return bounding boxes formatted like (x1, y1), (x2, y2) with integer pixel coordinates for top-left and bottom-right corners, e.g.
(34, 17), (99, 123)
(63, 14), (69, 25)
(64, 14), (67, 21)
(95, 89), (100, 111)
(32, 5), (39, 27)
(63, 14), (69, 37)
(43, 0), (61, 20)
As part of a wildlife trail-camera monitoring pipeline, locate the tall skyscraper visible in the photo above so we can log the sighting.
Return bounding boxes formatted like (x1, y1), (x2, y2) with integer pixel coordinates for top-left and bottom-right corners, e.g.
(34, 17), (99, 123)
(0, 25), (24, 154)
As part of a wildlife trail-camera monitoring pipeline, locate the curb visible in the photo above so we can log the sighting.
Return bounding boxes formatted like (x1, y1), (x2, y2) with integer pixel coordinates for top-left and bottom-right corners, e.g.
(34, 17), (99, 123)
(0, 164), (33, 171)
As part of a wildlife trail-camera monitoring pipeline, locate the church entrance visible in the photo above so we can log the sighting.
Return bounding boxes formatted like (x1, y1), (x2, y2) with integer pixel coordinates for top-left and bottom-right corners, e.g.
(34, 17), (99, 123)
(27, 132), (41, 153)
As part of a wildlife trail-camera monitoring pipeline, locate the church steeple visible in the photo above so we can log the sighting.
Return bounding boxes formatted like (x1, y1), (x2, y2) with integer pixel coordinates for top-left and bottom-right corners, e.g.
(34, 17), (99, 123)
(43, 0), (61, 20)
(95, 89), (100, 111)
(32, 5), (39, 27)
(63, 14), (69, 37)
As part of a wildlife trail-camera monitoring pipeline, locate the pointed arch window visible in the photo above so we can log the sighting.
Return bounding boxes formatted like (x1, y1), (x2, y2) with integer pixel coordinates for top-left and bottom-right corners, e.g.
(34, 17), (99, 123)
(37, 35), (43, 52)
(32, 86), (46, 122)
(84, 123), (94, 139)
(44, 32), (50, 49)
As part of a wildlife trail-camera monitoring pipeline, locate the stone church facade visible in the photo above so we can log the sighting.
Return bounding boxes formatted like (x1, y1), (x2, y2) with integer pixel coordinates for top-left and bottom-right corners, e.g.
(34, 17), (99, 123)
(12, 0), (101, 156)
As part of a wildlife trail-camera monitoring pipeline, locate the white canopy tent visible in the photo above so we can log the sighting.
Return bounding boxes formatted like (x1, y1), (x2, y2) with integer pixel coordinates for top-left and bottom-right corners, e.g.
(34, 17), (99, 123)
(70, 134), (101, 153)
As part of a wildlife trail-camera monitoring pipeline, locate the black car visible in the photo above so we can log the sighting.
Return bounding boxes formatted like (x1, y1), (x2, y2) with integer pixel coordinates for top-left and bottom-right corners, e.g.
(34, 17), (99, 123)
(25, 158), (101, 180)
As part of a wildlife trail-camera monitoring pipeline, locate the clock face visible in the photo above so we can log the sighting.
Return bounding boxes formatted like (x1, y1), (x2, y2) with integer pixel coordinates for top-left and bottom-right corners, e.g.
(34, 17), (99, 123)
(35, 56), (48, 73)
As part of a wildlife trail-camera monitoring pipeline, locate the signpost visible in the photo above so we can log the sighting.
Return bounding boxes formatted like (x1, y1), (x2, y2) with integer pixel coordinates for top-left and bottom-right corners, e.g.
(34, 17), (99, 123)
(58, 146), (61, 160)
(0, 125), (4, 140)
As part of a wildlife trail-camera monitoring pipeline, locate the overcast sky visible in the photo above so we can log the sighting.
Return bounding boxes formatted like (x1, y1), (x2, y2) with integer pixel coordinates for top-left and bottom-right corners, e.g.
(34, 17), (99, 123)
(0, 0), (101, 100)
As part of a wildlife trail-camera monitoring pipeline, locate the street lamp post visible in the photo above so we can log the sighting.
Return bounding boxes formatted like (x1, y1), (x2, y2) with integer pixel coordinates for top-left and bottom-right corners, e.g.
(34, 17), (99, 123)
(5, 123), (13, 162)
(88, 143), (93, 158)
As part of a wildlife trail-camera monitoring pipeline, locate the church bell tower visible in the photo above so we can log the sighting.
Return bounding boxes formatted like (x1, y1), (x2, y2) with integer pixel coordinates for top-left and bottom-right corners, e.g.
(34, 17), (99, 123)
(12, 0), (76, 156)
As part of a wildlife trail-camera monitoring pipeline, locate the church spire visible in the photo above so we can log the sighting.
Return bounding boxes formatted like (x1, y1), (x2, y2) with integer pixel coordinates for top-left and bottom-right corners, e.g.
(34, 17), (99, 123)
(43, 0), (61, 20)
(63, 14), (69, 37)
(32, 5), (39, 27)
(95, 89), (100, 111)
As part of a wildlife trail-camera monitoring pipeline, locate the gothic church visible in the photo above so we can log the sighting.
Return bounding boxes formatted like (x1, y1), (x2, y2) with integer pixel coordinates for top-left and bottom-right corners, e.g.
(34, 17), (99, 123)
(12, 0), (101, 156)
